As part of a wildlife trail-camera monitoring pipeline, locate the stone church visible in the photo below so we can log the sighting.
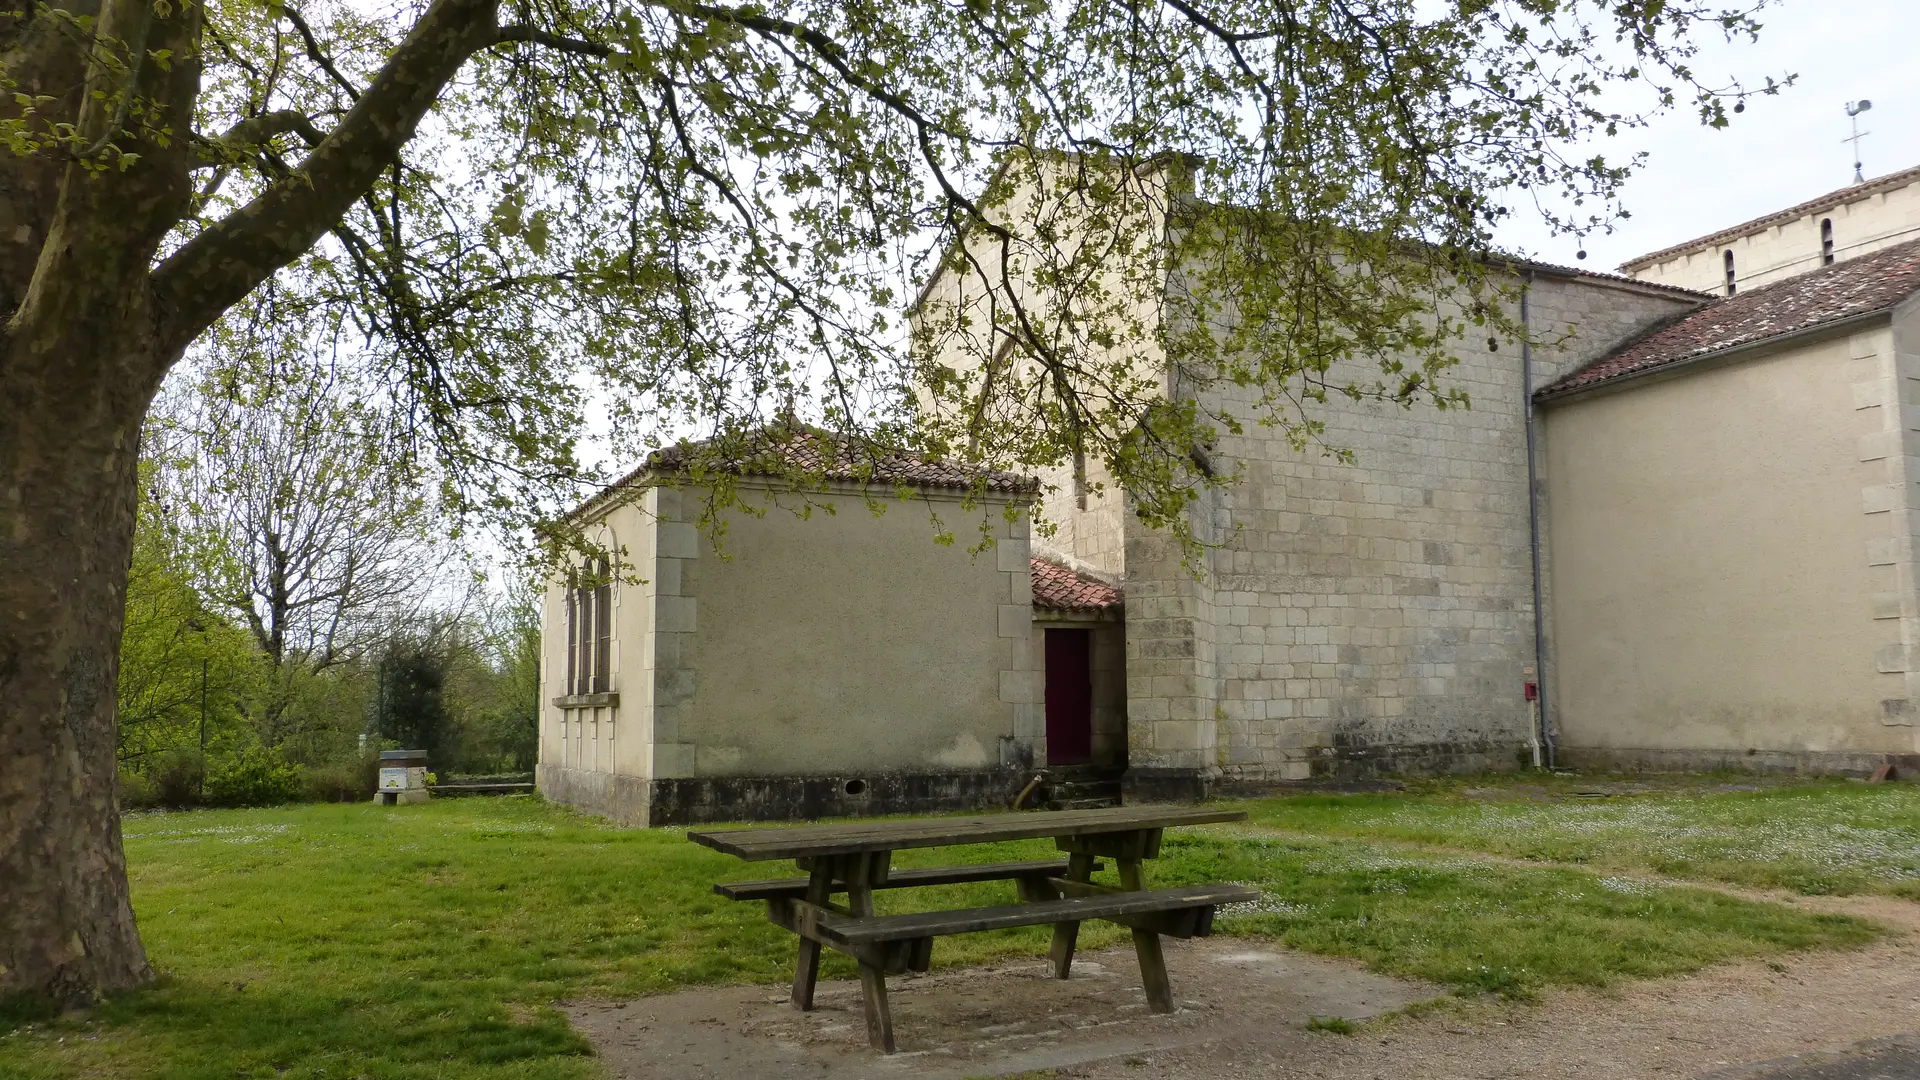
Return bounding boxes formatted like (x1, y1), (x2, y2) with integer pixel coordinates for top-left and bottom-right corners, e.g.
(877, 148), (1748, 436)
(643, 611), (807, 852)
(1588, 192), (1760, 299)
(539, 166), (1920, 825)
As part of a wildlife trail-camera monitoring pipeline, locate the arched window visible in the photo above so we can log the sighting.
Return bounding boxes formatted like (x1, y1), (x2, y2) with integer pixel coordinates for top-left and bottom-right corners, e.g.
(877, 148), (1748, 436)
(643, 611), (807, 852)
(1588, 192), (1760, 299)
(1821, 218), (1835, 265)
(1723, 250), (1737, 296)
(565, 557), (613, 695)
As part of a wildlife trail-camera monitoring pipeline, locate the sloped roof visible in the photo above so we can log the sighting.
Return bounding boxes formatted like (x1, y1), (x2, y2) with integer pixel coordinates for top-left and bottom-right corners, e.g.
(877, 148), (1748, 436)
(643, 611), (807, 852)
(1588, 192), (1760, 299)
(569, 426), (1037, 523)
(1539, 237), (1920, 398)
(1030, 558), (1122, 613)
(1621, 164), (1920, 271)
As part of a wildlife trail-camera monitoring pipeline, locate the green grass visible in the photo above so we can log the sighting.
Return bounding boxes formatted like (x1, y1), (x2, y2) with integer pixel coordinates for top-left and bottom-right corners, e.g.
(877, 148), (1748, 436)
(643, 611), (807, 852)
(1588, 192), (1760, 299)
(1238, 778), (1920, 897)
(0, 791), (1886, 1079)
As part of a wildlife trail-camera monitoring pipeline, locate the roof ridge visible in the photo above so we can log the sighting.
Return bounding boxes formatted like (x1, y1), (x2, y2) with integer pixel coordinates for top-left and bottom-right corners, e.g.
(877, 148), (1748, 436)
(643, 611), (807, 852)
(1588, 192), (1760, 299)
(566, 425), (1038, 523)
(1620, 164), (1920, 271)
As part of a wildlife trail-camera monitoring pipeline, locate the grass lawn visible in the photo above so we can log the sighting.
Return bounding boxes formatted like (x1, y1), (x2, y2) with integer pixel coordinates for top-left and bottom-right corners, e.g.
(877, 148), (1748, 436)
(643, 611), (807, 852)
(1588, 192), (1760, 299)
(1238, 777), (1920, 897)
(0, 785), (1889, 1080)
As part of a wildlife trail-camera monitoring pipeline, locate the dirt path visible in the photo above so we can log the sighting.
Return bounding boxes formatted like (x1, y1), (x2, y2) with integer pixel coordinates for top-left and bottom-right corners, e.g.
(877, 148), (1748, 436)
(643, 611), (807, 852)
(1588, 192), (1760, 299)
(572, 841), (1920, 1080)
(1053, 893), (1920, 1079)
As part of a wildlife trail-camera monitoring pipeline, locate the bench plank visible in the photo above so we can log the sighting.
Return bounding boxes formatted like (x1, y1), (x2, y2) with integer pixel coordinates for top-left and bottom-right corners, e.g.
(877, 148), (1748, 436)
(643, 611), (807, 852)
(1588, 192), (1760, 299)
(795, 883), (1257, 946)
(715, 859), (1104, 901)
(687, 806), (1247, 861)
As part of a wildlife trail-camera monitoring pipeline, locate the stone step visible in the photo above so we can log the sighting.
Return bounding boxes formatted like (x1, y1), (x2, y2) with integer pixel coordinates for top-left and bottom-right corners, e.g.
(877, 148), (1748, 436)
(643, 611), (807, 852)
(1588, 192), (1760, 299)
(1046, 796), (1122, 811)
(1046, 780), (1122, 799)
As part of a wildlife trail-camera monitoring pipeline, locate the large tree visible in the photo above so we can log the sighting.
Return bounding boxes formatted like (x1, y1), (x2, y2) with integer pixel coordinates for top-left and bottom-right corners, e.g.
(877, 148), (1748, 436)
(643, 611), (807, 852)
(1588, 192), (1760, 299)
(0, 0), (1777, 1007)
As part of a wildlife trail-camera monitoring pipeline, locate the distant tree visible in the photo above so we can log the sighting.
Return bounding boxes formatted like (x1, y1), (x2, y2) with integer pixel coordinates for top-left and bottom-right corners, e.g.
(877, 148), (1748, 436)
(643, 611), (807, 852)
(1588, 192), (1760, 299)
(0, 0), (1785, 1009)
(371, 630), (454, 767)
(149, 344), (447, 745)
(116, 468), (263, 799)
(473, 588), (540, 774)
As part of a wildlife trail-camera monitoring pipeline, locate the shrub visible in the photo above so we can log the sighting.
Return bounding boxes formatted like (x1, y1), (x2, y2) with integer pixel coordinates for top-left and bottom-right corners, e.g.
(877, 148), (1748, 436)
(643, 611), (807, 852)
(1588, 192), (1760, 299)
(303, 754), (381, 803)
(152, 752), (206, 808)
(204, 745), (304, 808)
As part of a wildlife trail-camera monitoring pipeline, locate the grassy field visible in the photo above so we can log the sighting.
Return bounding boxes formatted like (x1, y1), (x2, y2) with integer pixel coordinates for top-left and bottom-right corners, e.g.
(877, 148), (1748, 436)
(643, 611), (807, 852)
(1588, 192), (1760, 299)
(1238, 776), (1920, 897)
(0, 780), (1899, 1079)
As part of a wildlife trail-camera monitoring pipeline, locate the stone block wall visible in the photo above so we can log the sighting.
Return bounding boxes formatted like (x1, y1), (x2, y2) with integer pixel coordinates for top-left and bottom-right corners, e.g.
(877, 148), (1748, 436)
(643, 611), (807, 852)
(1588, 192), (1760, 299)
(1124, 271), (1701, 783)
(1851, 308), (1920, 753)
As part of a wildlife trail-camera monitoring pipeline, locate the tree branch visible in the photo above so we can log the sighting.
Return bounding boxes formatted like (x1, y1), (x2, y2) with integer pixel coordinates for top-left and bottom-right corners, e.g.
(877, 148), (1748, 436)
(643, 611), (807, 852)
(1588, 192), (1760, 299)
(493, 24), (621, 59)
(209, 109), (325, 153)
(150, 0), (502, 355)
(284, 5), (364, 101)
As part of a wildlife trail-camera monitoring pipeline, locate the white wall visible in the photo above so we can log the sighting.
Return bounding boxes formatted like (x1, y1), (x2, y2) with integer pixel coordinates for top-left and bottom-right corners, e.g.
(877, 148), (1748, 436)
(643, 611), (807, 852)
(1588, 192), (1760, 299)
(1543, 322), (1920, 766)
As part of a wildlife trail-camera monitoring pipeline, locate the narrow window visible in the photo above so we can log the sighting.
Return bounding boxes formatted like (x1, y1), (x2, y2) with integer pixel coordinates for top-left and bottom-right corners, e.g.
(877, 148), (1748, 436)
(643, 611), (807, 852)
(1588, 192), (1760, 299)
(573, 579), (594, 696)
(592, 558), (612, 694)
(1821, 218), (1835, 265)
(563, 590), (578, 697)
(1723, 249), (1736, 296)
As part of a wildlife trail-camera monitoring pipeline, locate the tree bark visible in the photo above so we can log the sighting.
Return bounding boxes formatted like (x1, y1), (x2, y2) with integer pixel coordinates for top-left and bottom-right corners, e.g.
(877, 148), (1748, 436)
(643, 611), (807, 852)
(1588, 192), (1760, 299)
(0, 327), (169, 1007)
(0, 0), (200, 1007)
(0, 0), (505, 1007)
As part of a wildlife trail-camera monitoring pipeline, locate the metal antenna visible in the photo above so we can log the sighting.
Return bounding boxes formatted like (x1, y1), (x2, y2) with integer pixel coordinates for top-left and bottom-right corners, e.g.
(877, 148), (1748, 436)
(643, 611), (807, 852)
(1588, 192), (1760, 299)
(1845, 100), (1874, 183)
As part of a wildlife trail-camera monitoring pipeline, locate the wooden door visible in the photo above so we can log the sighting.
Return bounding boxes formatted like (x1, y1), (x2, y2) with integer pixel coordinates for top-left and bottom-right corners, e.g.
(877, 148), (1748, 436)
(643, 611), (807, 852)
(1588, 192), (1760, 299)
(1044, 628), (1094, 765)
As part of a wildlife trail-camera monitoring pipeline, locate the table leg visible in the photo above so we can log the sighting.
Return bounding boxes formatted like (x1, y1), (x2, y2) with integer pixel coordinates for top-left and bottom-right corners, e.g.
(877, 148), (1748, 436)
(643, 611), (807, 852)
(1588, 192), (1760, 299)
(1118, 855), (1174, 1013)
(1048, 850), (1097, 979)
(845, 852), (897, 1052)
(790, 864), (832, 1011)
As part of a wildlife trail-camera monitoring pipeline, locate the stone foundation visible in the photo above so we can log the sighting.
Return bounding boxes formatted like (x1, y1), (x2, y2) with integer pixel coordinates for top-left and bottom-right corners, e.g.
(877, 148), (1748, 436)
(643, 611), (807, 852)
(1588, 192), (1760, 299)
(646, 768), (1029, 826)
(1557, 746), (1920, 780)
(537, 764), (654, 825)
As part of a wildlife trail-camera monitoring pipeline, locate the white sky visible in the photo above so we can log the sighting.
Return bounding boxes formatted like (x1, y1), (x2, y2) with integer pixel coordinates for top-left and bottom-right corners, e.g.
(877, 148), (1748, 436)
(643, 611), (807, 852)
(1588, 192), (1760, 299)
(1495, 0), (1920, 271)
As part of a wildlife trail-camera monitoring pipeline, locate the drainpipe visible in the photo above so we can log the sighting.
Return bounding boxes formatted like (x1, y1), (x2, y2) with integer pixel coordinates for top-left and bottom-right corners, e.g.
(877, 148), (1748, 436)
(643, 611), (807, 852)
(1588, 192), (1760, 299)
(1521, 272), (1558, 768)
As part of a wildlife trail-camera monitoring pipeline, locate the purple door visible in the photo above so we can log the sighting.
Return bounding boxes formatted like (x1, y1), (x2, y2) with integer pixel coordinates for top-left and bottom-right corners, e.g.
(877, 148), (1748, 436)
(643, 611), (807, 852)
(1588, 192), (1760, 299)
(1044, 628), (1094, 765)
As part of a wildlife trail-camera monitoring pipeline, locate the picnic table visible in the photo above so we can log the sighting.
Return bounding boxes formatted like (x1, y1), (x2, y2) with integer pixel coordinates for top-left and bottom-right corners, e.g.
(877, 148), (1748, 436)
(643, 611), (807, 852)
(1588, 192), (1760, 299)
(688, 805), (1256, 1052)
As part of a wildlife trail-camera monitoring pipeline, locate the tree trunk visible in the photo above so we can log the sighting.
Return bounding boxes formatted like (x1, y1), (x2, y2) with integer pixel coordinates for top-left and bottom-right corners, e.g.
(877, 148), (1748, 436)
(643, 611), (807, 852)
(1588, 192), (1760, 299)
(0, 323), (169, 1007)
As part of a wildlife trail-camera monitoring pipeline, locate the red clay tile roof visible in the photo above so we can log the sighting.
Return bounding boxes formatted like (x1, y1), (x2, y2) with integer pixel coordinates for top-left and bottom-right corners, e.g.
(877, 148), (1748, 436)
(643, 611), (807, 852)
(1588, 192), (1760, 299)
(1031, 558), (1122, 613)
(569, 426), (1037, 522)
(1621, 165), (1920, 271)
(647, 429), (1038, 493)
(1539, 237), (1920, 398)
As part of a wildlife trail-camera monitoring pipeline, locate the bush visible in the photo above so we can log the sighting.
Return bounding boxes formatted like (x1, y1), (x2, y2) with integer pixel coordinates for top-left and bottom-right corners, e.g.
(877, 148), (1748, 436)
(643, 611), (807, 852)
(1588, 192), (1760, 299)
(152, 753), (206, 808)
(119, 752), (208, 810)
(204, 745), (304, 807)
(303, 754), (381, 803)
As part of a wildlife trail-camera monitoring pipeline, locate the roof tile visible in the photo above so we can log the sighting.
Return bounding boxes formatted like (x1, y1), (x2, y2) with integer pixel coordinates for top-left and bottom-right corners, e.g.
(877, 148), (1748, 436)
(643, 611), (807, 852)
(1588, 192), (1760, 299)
(1540, 237), (1920, 398)
(1030, 558), (1122, 613)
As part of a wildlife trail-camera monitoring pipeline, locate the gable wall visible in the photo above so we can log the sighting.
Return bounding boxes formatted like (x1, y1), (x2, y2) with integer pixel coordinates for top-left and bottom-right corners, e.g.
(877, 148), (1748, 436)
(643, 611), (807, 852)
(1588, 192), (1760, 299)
(1541, 319), (1920, 771)
(537, 495), (657, 822)
(1628, 178), (1920, 294)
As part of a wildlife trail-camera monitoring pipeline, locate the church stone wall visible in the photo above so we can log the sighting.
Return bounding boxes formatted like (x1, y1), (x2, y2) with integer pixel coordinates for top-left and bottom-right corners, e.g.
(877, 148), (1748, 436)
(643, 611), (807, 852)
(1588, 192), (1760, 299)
(1126, 273), (1700, 784)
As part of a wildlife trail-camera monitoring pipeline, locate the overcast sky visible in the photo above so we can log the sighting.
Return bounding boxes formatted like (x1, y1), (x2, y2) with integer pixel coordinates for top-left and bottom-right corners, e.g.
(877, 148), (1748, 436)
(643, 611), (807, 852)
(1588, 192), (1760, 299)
(1494, 0), (1920, 272)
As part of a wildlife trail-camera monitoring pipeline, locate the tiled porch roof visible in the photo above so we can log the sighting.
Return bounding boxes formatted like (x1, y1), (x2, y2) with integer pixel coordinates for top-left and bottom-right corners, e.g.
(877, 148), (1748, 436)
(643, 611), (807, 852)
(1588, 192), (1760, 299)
(1030, 558), (1122, 614)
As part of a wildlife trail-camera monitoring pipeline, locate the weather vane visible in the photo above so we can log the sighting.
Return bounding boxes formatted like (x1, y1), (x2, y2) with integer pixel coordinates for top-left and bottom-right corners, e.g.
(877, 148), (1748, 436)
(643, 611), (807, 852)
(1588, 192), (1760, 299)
(1846, 100), (1873, 184)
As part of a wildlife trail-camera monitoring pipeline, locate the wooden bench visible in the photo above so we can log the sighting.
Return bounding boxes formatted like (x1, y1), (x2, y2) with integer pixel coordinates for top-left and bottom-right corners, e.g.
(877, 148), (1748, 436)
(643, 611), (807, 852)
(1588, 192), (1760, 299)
(689, 806), (1254, 1053)
(773, 881), (1256, 970)
(713, 859), (1104, 902)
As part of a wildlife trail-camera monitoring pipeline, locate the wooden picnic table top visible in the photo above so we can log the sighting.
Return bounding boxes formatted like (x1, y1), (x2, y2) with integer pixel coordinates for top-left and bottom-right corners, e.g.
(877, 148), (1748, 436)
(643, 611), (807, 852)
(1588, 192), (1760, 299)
(685, 805), (1247, 861)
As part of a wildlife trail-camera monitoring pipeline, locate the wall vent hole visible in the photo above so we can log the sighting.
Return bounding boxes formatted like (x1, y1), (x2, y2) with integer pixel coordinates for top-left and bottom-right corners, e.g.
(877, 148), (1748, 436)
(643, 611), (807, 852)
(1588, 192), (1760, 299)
(844, 778), (868, 797)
